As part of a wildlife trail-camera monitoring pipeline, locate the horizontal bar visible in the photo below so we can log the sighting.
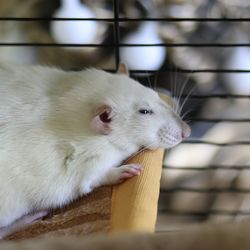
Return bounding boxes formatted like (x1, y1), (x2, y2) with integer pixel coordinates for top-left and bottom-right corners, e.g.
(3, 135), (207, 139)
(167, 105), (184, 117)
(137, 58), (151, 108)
(182, 140), (250, 146)
(1, 17), (250, 22)
(178, 94), (250, 99)
(43, 68), (250, 74)
(191, 118), (250, 122)
(160, 187), (250, 193)
(0, 43), (105, 47)
(163, 165), (250, 171)
(1, 43), (250, 47)
(101, 69), (250, 74)
(14, 68), (249, 75)
(130, 69), (250, 73)
(158, 209), (250, 216)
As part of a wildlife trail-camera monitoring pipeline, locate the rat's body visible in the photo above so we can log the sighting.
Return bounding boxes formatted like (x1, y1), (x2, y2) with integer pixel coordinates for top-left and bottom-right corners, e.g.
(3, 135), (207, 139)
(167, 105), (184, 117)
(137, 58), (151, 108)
(0, 63), (190, 238)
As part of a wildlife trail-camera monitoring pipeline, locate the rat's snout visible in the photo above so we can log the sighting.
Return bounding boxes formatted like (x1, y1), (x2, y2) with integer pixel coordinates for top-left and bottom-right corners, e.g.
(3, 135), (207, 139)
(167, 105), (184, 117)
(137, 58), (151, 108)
(181, 121), (191, 139)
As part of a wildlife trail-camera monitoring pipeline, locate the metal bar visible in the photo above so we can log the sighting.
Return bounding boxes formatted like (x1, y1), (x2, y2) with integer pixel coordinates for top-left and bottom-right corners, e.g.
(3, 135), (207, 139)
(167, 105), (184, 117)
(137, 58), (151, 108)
(178, 94), (250, 99)
(1, 17), (250, 22)
(163, 165), (250, 170)
(113, 0), (120, 70)
(160, 187), (250, 193)
(86, 68), (250, 74)
(0, 43), (250, 47)
(158, 209), (250, 216)
(182, 140), (250, 146)
(191, 118), (250, 122)
(130, 69), (250, 73)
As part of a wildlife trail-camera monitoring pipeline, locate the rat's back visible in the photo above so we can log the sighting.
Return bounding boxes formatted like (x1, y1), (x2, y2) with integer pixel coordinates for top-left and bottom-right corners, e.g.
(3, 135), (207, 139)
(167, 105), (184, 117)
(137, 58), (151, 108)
(0, 63), (79, 227)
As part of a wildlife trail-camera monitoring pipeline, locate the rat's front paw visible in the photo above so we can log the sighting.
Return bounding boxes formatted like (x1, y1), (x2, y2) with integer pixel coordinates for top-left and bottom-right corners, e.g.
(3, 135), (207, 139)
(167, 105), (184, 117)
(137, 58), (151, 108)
(100, 164), (143, 186)
(108, 164), (143, 185)
(117, 164), (143, 182)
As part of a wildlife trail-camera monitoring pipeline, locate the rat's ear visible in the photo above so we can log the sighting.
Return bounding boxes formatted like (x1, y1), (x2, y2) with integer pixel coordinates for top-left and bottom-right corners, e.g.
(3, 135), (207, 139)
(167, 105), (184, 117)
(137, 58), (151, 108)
(117, 63), (129, 76)
(90, 105), (113, 135)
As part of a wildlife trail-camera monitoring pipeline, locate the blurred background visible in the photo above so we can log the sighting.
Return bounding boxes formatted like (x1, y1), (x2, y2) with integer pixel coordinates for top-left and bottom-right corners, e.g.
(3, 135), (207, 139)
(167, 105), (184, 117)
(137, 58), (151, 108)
(1, 0), (250, 232)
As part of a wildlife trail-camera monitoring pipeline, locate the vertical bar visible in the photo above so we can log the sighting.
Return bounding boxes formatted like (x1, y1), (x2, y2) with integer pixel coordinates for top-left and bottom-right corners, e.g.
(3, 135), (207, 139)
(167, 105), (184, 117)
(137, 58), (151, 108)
(113, 0), (120, 70)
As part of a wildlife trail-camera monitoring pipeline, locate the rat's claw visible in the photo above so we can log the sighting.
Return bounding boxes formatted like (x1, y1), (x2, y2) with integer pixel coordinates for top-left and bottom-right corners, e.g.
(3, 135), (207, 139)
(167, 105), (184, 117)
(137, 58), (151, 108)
(118, 164), (143, 181)
(101, 164), (144, 186)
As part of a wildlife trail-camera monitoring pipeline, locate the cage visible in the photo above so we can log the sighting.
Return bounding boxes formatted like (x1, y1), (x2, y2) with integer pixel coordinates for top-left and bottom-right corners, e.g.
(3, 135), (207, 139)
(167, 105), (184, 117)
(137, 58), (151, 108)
(1, 0), (250, 235)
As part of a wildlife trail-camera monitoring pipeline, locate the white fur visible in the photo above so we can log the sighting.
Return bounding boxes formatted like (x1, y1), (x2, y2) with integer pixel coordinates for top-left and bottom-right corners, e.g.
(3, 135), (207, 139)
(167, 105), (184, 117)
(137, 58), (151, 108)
(0, 62), (187, 229)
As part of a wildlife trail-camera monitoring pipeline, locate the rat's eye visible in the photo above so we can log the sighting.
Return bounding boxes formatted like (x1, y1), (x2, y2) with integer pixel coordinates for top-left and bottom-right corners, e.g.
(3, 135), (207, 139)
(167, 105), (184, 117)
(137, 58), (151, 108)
(138, 109), (153, 115)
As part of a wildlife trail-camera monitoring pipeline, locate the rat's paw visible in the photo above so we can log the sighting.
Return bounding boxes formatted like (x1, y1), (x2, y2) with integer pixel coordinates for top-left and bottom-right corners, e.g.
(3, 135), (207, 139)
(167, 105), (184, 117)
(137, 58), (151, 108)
(108, 164), (143, 185)
(117, 164), (143, 181)
(100, 164), (143, 186)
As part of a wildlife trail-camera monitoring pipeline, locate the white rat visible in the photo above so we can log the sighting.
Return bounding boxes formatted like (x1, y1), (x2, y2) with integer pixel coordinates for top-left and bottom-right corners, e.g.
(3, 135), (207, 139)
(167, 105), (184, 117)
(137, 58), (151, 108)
(0, 62), (190, 238)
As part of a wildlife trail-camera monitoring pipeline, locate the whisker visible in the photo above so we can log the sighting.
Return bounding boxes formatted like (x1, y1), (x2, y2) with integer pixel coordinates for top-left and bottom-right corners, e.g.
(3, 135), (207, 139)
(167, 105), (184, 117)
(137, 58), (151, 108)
(170, 63), (173, 99)
(176, 71), (193, 115)
(181, 108), (194, 120)
(169, 63), (175, 111)
(173, 65), (179, 113)
(178, 84), (196, 117)
(169, 64), (179, 113)
(184, 119), (192, 125)
(145, 72), (153, 89)
(173, 96), (180, 114)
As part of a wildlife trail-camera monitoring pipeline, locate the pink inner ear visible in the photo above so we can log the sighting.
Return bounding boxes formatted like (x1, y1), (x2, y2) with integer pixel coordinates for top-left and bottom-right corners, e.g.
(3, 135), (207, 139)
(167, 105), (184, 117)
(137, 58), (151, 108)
(90, 105), (112, 135)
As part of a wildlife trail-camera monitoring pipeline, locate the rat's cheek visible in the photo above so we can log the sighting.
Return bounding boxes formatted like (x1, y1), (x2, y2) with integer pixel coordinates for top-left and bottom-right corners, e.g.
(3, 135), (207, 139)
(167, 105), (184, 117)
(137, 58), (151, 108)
(90, 115), (112, 135)
(140, 130), (159, 149)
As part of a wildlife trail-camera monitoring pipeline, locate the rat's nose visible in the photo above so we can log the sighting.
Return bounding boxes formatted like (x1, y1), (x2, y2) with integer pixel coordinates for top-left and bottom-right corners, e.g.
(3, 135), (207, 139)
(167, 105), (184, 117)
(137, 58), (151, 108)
(181, 121), (191, 139)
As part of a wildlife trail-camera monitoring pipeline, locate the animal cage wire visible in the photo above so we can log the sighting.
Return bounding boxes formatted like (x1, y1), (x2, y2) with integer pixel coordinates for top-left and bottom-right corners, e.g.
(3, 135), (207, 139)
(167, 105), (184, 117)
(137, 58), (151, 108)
(2, 0), (250, 231)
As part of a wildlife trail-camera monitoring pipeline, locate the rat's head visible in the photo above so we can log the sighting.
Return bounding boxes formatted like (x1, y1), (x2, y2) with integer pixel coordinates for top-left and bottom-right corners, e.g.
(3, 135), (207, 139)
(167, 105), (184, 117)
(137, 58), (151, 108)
(90, 64), (191, 151)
